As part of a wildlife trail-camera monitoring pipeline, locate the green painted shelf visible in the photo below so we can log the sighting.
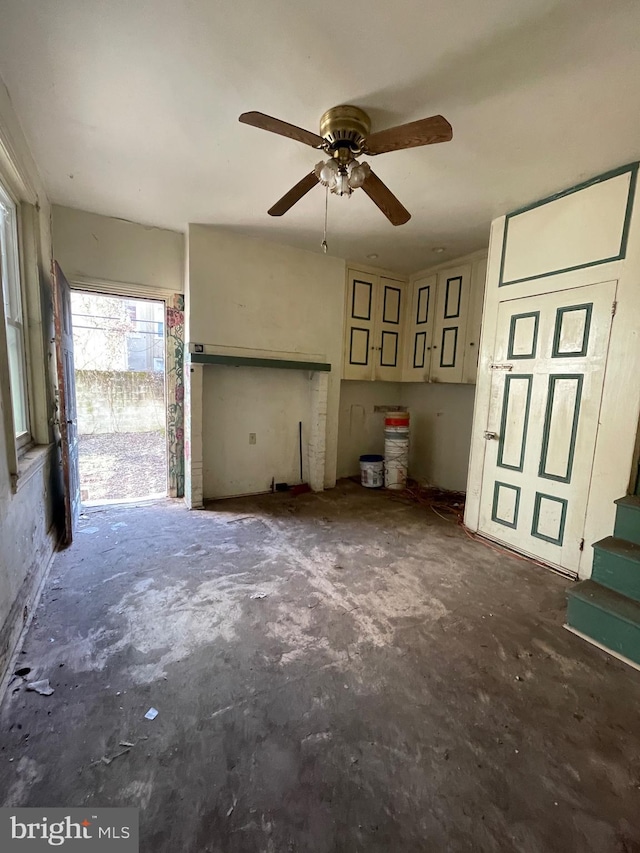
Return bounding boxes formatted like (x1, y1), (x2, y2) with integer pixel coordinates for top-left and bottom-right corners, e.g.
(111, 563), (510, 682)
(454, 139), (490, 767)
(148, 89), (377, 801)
(189, 353), (331, 372)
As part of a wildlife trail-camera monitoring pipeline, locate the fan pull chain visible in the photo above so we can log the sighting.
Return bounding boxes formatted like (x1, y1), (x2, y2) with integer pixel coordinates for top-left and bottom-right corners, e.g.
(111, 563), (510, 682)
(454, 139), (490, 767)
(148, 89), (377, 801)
(321, 185), (328, 254)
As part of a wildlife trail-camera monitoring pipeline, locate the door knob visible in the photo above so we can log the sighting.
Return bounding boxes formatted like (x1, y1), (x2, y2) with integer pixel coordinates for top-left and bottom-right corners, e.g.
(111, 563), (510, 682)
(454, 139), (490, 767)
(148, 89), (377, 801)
(484, 431), (498, 440)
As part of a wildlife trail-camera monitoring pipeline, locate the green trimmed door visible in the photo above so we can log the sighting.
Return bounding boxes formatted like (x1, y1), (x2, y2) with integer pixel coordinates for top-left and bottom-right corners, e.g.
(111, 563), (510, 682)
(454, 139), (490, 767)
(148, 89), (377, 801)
(478, 281), (616, 576)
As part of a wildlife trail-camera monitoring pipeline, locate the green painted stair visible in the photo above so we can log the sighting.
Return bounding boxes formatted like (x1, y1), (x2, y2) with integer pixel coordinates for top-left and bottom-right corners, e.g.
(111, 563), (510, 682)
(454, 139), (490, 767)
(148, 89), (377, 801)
(592, 536), (640, 601)
(567, 493), (640, 668)
(614, 495), (640, 545)
(567, 580), (640, 667)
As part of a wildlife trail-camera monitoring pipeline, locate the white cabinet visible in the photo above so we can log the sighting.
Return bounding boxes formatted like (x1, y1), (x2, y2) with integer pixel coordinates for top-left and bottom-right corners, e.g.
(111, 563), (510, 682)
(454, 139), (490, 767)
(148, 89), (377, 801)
(403, 253), (487, 384)
(461, 257), (487, 384)
(343, 269), (407, 381)
(430, 263), (471, 383)
(403, 274), (436, 381)
(343, 253), (487, 384)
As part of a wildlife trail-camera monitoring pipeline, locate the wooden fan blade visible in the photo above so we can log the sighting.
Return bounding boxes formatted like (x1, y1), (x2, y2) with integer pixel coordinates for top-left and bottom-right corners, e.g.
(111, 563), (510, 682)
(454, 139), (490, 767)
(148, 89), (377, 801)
(364, 115), (452, 155)
(361, 168), (411, 226)
(239, 111), (324, 148)
(268, 172), (320, 216)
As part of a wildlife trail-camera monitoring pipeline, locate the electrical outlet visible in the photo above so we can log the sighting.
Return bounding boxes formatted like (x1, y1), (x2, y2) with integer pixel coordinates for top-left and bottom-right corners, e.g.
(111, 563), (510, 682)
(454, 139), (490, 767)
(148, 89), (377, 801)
(249, 433), (256, 445)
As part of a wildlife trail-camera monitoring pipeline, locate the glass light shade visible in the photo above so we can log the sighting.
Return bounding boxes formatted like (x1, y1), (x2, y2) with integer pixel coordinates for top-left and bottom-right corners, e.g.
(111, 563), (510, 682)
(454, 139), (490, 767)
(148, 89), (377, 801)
(348, 162), (367, 188)
(320, 159), (339, 187)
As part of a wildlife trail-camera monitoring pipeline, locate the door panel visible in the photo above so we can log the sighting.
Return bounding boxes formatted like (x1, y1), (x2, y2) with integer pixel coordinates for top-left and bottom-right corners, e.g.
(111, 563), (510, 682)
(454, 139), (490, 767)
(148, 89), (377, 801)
(53, 261), (80, 546)
(344, 272), (376, 379)
(478, 280), (616, 575)
(431, 264), (471, 382)
(404, 274), (436, 380)
(374, 277), (404, 380)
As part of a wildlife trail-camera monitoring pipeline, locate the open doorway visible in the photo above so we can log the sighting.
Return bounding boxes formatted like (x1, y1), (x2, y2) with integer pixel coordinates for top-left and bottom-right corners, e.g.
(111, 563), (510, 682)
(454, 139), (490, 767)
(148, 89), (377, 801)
(70, 291), (168, 503)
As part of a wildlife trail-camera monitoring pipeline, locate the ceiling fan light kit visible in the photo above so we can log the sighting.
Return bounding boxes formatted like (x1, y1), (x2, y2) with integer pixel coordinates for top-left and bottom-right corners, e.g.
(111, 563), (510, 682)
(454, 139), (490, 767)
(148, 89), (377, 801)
(238, 104), (452, 227)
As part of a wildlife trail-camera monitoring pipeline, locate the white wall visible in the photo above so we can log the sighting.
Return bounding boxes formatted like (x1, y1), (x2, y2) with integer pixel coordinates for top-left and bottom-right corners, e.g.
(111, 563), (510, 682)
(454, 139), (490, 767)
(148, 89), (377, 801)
(336, 380), (475, 490)
(203, 365), (312, 497)
(52, 205), (184, 294)
(187, 226), (346, 494)
(404, 384), (476, 492)
(0, 76), (59, 685)
(337, 381), (404, 478)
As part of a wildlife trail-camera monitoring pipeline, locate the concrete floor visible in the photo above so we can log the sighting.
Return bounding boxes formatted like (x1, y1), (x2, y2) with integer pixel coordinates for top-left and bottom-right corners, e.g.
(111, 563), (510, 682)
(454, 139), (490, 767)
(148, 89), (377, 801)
(1, 482), (640, 852)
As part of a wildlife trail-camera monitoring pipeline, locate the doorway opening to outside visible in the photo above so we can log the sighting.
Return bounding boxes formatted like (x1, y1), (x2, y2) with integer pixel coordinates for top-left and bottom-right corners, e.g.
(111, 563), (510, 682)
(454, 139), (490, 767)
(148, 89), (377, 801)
(70, 291), (168, 504)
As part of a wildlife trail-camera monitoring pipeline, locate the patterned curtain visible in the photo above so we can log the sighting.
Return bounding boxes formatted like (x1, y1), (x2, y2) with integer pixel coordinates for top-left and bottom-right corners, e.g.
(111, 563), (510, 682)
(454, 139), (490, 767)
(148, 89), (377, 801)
(166, 294), (184, 497)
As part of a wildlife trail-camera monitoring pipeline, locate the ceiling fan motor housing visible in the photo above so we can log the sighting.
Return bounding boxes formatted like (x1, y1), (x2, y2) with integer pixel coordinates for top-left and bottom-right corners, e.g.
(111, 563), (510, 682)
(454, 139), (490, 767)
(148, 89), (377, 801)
(320, 105), (371, 156)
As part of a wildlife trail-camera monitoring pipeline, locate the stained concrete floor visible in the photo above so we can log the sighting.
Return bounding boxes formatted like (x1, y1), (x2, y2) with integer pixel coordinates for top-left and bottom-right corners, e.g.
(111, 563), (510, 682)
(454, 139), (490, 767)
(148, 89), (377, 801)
(1, 483), (640, 852)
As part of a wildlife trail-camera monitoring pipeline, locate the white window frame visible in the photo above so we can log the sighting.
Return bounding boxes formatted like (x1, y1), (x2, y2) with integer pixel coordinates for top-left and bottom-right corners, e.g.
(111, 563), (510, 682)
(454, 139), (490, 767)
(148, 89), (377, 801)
(0, 177), (31, 451)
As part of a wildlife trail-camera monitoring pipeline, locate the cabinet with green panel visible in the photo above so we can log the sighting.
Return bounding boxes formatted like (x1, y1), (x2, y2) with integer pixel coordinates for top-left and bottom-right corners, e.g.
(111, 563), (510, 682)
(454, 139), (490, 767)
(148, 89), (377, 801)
(403, 253), (487, 384)
(343, 267), (407, 381)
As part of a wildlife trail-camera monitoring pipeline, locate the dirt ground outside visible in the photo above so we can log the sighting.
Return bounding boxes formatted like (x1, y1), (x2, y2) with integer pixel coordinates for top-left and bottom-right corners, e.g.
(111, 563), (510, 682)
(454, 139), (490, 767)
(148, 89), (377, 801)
(78, 430), (166, 502)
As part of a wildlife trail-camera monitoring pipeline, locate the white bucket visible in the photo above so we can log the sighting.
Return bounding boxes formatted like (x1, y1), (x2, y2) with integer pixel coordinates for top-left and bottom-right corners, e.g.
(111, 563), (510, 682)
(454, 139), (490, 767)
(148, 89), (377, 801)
(384, 432), (409, 490)
(359, 454), (384, 488)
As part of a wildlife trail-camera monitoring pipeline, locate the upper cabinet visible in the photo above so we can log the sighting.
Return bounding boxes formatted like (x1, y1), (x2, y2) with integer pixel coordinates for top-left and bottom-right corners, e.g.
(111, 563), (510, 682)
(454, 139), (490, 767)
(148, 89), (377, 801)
(342, 252), (487, 384)
(343, 269), (407, 381)
(430, 264), (471, 383)
(404, 253), (487, 384)
(404, 273), (436, 381)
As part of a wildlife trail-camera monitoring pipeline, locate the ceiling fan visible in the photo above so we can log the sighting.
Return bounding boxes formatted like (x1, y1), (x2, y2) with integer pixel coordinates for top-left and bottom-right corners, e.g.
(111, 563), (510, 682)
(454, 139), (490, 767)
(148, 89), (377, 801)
(239, 105), (452, 226)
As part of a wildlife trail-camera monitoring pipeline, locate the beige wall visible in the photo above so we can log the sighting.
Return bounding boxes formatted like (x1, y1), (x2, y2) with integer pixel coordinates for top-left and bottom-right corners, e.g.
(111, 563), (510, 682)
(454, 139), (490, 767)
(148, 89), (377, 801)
(337, 381), (404, 478)
(52, 205), (184, 294)
(337, 380), (476, 490)
(203, 365), (312, 498)
(404, 383), (476, 492)
(187, 226), (346, 495)
(0, 77), (60, 686)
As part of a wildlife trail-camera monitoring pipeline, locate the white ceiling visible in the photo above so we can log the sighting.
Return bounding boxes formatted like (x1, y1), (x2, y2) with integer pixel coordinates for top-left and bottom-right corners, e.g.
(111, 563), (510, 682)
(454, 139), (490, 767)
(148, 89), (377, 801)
(1, 0), (639, 272)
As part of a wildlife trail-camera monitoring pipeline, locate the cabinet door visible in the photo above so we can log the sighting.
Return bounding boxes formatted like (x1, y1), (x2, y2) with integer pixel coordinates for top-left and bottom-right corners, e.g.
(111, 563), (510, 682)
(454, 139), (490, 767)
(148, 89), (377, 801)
(374, 278), (405, 381)
(430, 264), (471, 383)
(343, 271), (376, 379)
(462, 257), (487, 384)
(403, 274), (436, 381)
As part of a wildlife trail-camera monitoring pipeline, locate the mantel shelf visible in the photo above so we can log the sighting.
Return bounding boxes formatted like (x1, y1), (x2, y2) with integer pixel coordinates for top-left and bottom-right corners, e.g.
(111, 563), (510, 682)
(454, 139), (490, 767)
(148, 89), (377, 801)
(189, 353), (331, 372)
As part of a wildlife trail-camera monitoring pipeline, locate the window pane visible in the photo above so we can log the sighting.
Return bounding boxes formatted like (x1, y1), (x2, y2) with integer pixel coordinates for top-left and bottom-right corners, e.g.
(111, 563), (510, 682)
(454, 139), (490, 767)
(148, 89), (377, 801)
(7, 322), (28, 436)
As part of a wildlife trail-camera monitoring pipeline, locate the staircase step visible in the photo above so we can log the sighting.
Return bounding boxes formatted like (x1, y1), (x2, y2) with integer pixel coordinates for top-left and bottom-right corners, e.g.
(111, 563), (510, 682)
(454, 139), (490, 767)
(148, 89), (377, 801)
(614, 495), (640, 545)
(566, 580), (640, 666)
(592, 536), (640, 602)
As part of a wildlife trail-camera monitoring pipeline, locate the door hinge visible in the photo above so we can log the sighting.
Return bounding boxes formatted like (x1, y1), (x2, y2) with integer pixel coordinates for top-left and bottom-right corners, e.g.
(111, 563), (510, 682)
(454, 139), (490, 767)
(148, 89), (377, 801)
(579, 538), (585, 552)
(611, 301), (617, 317)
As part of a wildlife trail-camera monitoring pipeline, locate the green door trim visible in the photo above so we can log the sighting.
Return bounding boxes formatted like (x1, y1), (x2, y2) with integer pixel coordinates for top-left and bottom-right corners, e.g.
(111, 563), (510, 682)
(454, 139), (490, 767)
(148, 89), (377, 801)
(380, 330), (399, 367)
(531, 491), (568, 546)
(491, 481), (521, 529)
(507, 311), (540, 360)
(439, 326), (458, 368)
(382, 285), (402, 325)
(539, 373), (584, 483)
(416, 285), (430, 325)
(444, 276), (462, 319)
(351, 278), (373, 320)
(497, 374), (533, 472)
(551, 303), (593, 358)
(413, 331), (427, 369)
(349, 327), (370, 367)
(498, 161), (639, 287)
